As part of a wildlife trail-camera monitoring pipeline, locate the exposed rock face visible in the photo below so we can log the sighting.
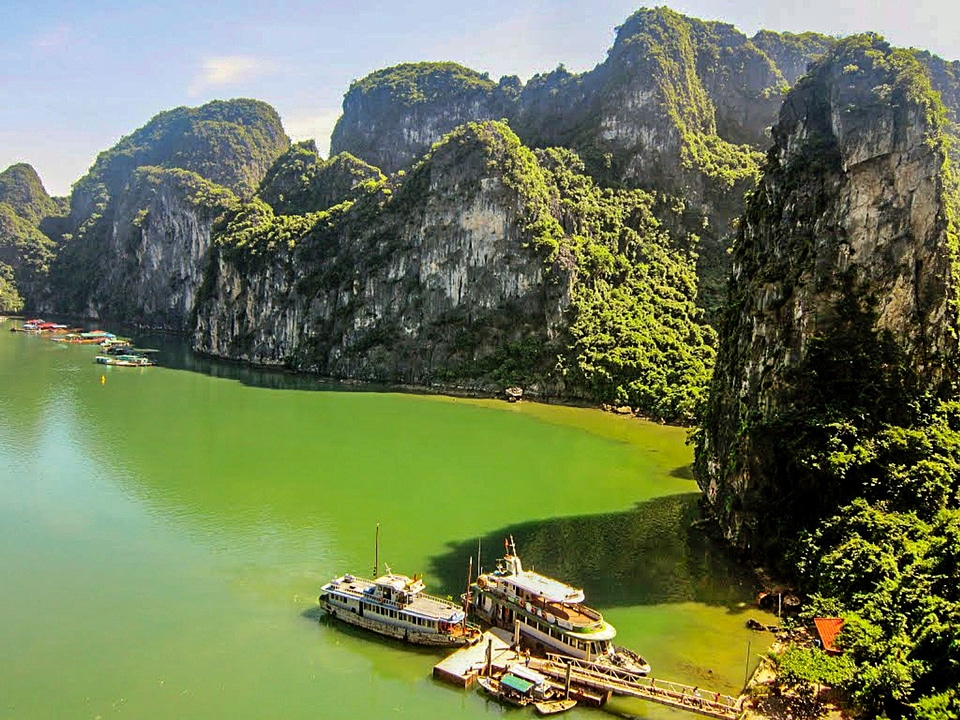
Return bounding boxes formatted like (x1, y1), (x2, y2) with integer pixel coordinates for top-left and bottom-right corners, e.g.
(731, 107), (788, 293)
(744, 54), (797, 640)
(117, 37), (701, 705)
(751, 30), (834, 86)
(85, 169), (238, 330)
(195, 122), (570, 384)
(694, 36), (960, 552)
(329, 11), (833, 317)
(329, 63), (508, 175)
(46, 99), (287, 325)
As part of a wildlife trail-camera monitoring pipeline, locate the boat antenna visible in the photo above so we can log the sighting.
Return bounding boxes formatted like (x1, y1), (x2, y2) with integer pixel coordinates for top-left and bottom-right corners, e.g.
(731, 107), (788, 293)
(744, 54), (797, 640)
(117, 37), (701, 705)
(509, 534), (517, 557)
(477, 537), (482, 576)
(374, 523), (380, 577)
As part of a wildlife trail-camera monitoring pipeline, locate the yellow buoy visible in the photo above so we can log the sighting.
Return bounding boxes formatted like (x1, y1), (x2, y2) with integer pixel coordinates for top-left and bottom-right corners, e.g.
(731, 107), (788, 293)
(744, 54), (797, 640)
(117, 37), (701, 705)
(100, 375), (106, 385)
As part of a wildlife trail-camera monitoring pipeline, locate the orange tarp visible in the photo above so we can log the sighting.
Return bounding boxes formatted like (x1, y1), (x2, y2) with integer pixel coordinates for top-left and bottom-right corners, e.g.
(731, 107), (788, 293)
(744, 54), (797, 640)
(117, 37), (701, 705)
(814, 617), (845, 655)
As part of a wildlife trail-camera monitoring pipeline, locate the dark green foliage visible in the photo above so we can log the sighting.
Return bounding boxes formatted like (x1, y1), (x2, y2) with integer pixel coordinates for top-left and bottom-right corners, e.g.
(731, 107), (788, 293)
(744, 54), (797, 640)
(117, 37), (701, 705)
(345, 61), (497, 105)
(258, 143), (386, 215)
(71, 98), (288, 202)
(533, 147), (715, 420)
(775, 645), (856, 688)
(0, 163), (60, 226)
(0, 262), (23, 312)
(0, 164), (61, 308)
(215, 197), (333, 265)
(696, 34), (960, 718)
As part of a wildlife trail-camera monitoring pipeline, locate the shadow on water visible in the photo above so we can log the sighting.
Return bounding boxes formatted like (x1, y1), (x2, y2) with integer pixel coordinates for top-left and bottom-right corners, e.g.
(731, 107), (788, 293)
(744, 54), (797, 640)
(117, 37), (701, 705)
(430, 493), (759, 611)
(131, 331), (388, 392)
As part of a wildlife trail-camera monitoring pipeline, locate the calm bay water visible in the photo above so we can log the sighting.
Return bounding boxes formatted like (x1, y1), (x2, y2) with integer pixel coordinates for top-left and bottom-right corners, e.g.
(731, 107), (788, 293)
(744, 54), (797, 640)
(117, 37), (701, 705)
(0, 320), (773, 719)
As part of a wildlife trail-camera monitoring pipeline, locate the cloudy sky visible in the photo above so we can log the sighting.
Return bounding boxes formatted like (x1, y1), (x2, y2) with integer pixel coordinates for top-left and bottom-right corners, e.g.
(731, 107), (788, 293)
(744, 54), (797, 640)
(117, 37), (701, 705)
(3, 0), (957, 196)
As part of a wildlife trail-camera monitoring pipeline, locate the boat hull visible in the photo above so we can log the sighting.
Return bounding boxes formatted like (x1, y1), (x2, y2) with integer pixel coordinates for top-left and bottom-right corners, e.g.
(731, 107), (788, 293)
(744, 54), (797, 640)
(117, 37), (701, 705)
(534, 699), (577, 715)
(477, 676), (530, 707)
(319, 597), (478, 647)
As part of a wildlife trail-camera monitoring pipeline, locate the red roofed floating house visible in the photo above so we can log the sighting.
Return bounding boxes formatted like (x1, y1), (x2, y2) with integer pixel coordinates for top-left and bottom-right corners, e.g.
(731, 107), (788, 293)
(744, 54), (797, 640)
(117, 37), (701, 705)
(814, 617), (845, 655)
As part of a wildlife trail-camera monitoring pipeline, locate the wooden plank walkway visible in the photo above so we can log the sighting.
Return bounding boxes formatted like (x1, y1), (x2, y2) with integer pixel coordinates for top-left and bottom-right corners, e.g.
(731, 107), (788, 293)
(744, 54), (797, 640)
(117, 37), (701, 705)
(530, 655), (742, 720)
(432, 630), (516, 687)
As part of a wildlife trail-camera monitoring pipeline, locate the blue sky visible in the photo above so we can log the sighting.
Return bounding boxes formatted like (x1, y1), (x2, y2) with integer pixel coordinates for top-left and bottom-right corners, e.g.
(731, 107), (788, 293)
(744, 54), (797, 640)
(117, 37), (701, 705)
(3, 0), (957, 197)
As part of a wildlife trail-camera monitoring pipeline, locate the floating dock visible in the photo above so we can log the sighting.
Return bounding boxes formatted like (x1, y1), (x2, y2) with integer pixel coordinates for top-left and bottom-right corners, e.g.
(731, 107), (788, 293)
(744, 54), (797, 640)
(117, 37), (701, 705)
(433, 629), (515, 687)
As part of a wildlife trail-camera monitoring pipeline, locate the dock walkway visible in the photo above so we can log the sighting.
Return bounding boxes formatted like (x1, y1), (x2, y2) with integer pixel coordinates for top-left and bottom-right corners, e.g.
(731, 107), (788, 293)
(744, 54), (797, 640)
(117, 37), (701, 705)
(529, 655), (742, 720)
(433, 629), (516, 687)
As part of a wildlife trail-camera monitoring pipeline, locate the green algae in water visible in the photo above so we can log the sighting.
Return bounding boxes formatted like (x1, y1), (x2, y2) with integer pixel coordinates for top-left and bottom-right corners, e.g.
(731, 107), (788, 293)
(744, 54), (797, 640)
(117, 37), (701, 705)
(0, 321), (775, 720)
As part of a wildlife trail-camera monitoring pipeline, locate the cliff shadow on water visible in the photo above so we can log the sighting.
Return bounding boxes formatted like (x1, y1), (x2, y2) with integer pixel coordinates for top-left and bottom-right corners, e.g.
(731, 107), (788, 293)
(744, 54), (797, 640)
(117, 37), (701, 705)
(429, 493), (761, 611)
(131, 330), (394, 393)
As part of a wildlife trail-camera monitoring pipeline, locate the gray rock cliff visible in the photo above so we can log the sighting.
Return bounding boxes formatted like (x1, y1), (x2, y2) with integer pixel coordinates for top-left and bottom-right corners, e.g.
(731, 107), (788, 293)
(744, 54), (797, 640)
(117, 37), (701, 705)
(195, 122), (570, 386)
(694, 36), (960, 552)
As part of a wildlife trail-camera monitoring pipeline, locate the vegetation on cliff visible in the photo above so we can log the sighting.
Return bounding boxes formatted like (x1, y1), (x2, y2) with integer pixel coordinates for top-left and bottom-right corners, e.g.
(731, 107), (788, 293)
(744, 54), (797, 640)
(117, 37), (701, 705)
(696, 36), (960, 717)
(71, 99), (288, 203)
(45, 100), (286, 320)
(0, 262), (23, 312)
(0, 163), (61, 308)
(344, 61), (498, 104)
(258, 141), (386, 215)
(536, 147), (716, 420)
(607, 8), (767, 186)
(330, 62), (505, 173)
(0, 163), (62, 226)
(208, 121), (714, 421)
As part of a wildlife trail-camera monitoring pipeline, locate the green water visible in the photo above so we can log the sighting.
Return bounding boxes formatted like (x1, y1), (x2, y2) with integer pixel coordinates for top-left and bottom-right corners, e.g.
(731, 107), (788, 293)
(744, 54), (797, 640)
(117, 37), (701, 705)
(0, 320), (774, 719)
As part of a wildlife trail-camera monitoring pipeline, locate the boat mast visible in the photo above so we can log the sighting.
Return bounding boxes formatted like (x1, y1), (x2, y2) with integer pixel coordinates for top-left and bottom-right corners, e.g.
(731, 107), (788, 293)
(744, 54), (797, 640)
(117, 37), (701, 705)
(463, 555), (473, 625)
(374, 523), (380, 577)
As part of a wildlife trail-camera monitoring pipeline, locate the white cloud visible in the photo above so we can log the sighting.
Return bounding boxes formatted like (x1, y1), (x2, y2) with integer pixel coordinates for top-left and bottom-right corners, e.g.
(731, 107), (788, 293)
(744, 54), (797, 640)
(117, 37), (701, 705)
(188, 56), (278, 97)
(281, 108), (342, 158)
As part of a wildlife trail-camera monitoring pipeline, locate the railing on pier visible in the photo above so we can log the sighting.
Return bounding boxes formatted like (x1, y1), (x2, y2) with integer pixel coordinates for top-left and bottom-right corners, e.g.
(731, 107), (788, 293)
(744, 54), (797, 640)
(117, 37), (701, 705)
(534, 654), (742, 720)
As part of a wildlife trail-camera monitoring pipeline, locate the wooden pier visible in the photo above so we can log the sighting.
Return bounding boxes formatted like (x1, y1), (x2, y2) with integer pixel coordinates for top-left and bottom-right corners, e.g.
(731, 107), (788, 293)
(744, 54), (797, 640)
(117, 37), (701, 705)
(529, 654), (742, 720)
(434, 634), (742, 719)
(433, 630), (516, 687)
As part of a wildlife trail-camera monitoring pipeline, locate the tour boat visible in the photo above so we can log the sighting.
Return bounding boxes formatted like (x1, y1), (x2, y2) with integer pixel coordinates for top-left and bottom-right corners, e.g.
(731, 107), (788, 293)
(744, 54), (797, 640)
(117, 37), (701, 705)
(470, 538), (651, 675)
(319, 526), (481, 647)
(318, 570), (481, 647)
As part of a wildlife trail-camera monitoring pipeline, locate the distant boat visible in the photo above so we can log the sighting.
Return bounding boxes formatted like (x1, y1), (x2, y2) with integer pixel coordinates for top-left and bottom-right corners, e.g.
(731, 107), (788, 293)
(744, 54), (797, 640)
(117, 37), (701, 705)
(94, 354), (154, 367)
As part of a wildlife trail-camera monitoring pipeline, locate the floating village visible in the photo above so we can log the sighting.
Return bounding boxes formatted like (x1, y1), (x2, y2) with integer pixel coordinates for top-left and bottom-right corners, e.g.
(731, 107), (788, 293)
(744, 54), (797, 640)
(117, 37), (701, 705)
(10, 318), (158, 367)
(319, 534), (751, 719)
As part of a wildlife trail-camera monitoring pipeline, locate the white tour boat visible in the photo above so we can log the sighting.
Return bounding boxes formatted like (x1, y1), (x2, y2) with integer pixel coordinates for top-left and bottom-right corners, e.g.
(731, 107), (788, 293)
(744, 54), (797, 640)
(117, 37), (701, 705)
(470, 537), (651, 674)
(319, 570), (482, 647)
